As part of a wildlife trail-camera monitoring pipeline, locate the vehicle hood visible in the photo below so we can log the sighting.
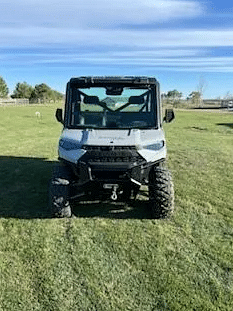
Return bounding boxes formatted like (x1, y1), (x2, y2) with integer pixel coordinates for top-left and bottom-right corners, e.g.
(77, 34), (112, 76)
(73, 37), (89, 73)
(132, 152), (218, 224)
(58, 128), (166, 164)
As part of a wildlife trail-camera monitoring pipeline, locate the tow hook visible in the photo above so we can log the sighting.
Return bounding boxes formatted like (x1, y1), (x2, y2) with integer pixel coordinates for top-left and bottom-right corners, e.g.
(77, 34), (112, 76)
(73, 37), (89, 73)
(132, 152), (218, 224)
(111, 186), (118, 201)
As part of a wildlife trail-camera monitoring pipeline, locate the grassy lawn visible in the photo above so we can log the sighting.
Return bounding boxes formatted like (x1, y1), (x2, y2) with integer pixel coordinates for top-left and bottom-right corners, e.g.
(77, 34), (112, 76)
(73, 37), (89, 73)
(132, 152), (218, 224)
(0, 104), (232, 310)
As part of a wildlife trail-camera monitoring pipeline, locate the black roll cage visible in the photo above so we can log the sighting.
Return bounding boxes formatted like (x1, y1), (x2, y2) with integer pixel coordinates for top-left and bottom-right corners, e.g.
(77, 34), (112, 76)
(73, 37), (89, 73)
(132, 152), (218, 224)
(64, 76), (161, 129)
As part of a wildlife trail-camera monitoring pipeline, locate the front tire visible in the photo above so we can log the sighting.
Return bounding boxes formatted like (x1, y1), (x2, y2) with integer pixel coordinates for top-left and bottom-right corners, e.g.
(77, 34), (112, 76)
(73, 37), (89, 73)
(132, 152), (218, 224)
(49, 163), (72, 218)
(149, 165), (174, 218)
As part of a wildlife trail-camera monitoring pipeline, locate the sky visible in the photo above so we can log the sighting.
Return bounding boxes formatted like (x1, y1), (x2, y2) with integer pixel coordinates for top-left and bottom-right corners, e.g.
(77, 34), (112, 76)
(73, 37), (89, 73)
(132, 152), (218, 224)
(1, 0), (233, 98)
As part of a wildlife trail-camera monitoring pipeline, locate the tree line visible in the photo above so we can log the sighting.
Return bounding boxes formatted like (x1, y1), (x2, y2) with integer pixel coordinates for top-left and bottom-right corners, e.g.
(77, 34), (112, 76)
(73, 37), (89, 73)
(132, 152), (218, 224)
(162, 89), (203, 107)
(0, 76), (64, 103)
(0, 75), (215, 107)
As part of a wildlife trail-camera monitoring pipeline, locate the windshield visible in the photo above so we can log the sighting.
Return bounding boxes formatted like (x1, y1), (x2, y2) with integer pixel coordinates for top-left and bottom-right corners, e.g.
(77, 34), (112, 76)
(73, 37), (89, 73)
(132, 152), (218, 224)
(68, 87), (157, 129)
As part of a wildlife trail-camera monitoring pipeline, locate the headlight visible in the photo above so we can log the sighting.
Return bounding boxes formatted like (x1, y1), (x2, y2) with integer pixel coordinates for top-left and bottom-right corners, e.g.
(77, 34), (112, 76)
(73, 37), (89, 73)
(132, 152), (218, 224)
(59, 138), (81, 150)
(145, 140), (164, 151)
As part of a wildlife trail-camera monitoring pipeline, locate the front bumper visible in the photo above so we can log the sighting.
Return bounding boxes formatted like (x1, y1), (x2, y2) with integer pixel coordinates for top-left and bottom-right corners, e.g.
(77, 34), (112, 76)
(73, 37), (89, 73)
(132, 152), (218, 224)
(76, 159), (148, 186)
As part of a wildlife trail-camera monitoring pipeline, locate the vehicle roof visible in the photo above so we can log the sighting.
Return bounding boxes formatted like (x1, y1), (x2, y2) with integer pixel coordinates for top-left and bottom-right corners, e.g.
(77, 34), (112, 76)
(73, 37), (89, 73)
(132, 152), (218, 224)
(69, 76), (158, 87)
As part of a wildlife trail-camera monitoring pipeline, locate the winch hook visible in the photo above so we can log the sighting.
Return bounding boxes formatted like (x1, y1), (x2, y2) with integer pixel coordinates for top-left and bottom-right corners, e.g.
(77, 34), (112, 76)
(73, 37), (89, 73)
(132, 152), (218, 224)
(111, 186), (118, 201)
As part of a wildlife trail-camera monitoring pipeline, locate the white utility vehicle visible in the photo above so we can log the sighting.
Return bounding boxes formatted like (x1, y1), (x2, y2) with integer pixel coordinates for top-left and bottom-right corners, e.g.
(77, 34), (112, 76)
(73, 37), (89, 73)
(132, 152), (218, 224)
(50, 76), (175, 218)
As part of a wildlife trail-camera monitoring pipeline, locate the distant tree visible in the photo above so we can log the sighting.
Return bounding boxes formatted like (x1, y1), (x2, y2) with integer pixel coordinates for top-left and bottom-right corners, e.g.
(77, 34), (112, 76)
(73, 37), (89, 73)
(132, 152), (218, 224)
(196, 76), (207, 107)
(166, 89), (182, 100)
(161, 93), (167, 100)
(30, 83), (64, 103)
(221, 92), (233, 108)
(165, 89), (182, 107)
(53, 90), (64, 101)
(187, 91), (202, 106)
(0, 76), (9, 98)
(224, 91), (233, 100)
(11, 82), (33, 99)
(30, 83), (52, 103)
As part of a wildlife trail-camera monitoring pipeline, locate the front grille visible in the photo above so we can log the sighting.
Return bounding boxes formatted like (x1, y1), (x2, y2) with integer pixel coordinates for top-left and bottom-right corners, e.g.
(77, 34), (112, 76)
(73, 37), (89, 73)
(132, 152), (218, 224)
(82, 145), (137, 151)
(81, 145), (144, 163)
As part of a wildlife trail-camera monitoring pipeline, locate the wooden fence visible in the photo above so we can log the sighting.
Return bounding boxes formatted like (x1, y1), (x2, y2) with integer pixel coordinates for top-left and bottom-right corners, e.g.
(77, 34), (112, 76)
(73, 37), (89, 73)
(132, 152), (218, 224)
(0, 98), (29, 106)
(162, 98), (233, 109)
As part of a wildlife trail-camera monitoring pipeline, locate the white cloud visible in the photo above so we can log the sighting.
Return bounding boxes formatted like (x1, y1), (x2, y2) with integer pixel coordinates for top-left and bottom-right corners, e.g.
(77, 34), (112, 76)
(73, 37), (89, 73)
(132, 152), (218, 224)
(1, 1), (233, 75)
(0, 47), (204, 65)
(1, 27), (233, 48)
(2, 45), (233, 73)
(1, 0), (204, 28)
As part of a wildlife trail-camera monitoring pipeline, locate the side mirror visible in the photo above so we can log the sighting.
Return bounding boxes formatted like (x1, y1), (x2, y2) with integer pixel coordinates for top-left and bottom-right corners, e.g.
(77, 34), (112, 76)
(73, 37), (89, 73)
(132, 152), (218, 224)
(55, 108), (64, 124)
(163, 109), (175, 123)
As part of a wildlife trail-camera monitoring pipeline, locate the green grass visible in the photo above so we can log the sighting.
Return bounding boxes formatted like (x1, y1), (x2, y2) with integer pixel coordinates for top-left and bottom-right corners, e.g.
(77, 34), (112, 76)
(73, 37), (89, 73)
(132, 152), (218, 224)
(0, 104), (232, 310)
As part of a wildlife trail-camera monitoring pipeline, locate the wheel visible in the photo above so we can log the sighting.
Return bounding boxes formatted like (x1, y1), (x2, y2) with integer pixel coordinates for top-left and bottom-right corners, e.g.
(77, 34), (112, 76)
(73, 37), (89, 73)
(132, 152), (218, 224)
(148, 164), (174, 218)
(49, 163), (73, 218)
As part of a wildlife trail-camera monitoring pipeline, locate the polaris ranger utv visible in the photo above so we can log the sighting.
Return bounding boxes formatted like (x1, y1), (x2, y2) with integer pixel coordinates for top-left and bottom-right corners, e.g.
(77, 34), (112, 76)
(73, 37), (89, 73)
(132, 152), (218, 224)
(50, 76), (175, 218)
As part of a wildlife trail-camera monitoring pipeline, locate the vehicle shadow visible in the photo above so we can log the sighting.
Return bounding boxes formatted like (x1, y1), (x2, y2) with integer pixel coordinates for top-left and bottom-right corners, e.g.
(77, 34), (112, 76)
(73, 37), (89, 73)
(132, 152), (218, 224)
(217, 123), (233, 129)
(0, 156), (152, 219)
(72, 191), (151, 219)
(0, 156), (55, 219)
